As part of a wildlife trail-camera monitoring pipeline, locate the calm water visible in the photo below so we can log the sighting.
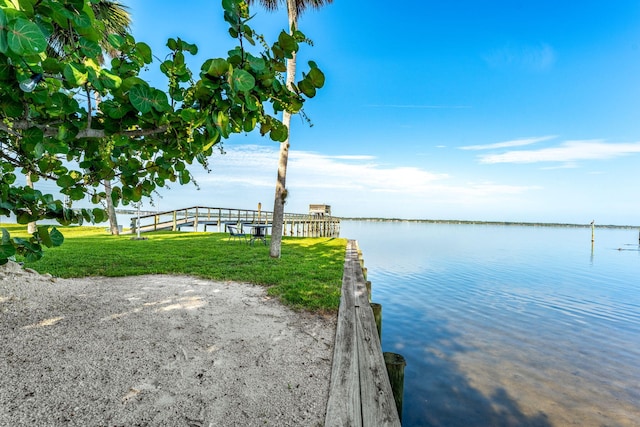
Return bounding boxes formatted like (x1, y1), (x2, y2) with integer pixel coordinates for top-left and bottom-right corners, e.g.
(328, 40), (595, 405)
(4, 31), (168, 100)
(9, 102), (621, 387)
(339, 221), (640, 427)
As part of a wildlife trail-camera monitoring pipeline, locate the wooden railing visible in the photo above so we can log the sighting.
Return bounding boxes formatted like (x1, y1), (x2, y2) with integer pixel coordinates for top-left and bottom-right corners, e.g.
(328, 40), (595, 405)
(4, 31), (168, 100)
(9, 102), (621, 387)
(128, 206), (340, 238)
(325, 240), (401, 426)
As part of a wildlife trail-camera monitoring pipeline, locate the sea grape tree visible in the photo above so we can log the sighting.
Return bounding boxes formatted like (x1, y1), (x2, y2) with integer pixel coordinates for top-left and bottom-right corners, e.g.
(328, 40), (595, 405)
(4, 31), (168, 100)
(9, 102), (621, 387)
(0, 0), (324, 263)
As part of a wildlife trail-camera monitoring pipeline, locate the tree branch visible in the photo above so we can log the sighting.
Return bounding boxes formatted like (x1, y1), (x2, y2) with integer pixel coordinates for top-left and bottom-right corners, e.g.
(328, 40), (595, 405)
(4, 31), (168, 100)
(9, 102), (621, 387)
(77, 126), (169, 138)
(85, 84), (92, 130)
(0, 121), (169, 139)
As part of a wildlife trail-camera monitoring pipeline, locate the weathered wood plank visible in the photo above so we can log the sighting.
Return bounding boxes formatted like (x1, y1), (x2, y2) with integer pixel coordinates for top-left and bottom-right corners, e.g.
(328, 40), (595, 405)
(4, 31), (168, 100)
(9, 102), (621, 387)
(325, 241), (401, 427)
(350, 241), (400, 427)
(355, 302), (401, 427)
(325, 246), (362, 426)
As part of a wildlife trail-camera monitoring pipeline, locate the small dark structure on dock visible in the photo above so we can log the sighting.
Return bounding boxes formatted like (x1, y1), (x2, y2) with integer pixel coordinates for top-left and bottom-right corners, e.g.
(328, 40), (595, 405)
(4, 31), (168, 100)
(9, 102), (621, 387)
(309, 204), (332, 217)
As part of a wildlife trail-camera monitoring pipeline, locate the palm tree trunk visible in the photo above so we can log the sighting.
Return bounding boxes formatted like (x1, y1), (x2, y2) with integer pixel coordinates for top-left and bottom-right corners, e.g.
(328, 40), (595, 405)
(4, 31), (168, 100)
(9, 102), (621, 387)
(269, 0), (298, 258)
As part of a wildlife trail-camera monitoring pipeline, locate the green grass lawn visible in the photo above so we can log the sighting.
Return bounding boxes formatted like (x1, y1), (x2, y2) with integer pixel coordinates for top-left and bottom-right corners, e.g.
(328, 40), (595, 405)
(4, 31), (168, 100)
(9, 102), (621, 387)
(4, 224), (347, 312)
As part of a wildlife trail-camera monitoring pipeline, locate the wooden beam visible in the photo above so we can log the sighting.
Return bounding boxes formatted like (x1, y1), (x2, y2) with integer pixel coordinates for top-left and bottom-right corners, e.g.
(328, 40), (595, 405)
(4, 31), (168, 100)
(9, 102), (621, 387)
(325, 247), (362, 426)
(325, 241), (400, 427)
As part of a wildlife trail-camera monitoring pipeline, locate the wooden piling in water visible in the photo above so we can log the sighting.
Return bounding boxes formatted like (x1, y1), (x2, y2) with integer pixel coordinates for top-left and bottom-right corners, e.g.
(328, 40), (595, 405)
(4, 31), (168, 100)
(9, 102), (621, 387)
(384, 352), (407, 422)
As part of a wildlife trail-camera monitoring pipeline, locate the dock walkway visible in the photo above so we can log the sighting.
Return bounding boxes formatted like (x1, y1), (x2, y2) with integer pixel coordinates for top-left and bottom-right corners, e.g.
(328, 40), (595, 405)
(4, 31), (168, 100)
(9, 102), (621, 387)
(325, 240), (401, 426)
(128, 206), (340, 238)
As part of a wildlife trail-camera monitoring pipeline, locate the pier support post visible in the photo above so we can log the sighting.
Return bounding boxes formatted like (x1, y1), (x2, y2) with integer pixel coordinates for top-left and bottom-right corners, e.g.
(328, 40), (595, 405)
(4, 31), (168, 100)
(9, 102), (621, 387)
(371, 302), (382, 342)
(384, 352), (406, 422)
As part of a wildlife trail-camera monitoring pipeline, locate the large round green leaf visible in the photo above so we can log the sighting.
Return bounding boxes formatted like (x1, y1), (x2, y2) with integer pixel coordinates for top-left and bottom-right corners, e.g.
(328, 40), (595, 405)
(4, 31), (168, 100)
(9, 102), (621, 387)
(72, 11), (92, 29)
(67, 0), (85, 12)
(308, 67), (325, 88)
(23, 127), (44, 147)
(7, 18), (47, 55)
(278, 31), (298, 54)
(150, 89), (170, 112)
(56, 174), (76, 188)
(49, 227), (64, 247)
(24, 248), (43, 262)
(129, 84), (154, 114)
(232, 69), (255, 92)
(37, 226), (53, 248)
(248, 55), (265, 72)
(100, 69), (122, 90)
(181, 40), (198, 55)
(206, 58), (229, 77)
(92, 208), (106, 223)
(270, 122), (288, 142)
(179, 169), (190, 185)
(67, 186), (85, 201)
(107, 34), (124, 50)
(50, 2), (74, 27)
(100, 100), (129, 119)
(63, 63), (89, 86)
(79, 37), (102, 58)
(298, 79), (316, 98)
(135, 42), (152, 64)
(0, 10), (8, 54)
(2, 229), (11, 246)
(16, 210), (36, 224)
(0, 244), (16, 259)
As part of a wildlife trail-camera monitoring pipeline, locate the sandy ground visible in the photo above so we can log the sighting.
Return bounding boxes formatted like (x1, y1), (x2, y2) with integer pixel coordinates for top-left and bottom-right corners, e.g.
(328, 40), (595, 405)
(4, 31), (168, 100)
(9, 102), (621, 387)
(0, 261), (336, 427)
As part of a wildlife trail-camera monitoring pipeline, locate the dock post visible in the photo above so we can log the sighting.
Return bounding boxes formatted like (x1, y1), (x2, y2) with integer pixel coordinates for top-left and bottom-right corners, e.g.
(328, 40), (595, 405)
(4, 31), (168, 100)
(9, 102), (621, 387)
(384, 352), (407, 422)
(257, 202), (262, 224)
(371, 302), (382, 342)
(366, 280), (372, 301)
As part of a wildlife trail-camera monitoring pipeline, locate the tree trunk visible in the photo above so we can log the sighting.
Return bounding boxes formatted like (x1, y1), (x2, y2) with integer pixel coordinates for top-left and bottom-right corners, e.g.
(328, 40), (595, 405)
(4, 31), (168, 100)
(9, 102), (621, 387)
(269, 0), (298, 258)
(93, 91), (120, 236)
(26, 174), (36, 234)
(104, 179), (120, 235)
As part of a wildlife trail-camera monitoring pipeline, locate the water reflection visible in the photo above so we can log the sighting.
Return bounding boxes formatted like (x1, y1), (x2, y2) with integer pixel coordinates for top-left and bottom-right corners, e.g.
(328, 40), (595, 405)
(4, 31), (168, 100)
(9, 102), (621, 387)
(340, 221), (640, 427)
(388, 303), (553, 427)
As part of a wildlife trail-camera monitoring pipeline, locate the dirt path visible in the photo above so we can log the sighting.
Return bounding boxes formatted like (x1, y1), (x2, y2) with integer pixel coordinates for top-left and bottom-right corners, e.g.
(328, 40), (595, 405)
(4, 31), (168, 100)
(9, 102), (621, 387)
(0, 262), (335, 426)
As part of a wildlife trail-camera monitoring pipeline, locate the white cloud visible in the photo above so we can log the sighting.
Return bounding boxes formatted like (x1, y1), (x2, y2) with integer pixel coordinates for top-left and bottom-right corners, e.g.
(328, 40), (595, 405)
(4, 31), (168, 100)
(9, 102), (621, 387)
(460, 135), (557, 151)
(289, 150), (449, 192)
(478, 140), (640, 164)
(153, 144), (541, 218)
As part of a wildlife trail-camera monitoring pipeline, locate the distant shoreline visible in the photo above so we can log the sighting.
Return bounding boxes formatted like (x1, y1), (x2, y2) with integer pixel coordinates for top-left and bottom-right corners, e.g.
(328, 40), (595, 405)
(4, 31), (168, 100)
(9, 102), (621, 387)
(339, 218), (640, 229)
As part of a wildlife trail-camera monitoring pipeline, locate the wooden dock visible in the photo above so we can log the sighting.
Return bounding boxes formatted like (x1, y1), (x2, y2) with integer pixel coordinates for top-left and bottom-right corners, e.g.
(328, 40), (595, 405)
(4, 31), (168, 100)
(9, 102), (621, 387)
(128, 206), (340, 238)
(325, 240), (401, 426)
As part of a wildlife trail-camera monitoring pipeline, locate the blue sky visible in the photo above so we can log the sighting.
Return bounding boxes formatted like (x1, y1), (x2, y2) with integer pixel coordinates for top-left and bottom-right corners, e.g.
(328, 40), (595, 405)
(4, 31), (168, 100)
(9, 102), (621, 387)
(119, 0), (640, 225)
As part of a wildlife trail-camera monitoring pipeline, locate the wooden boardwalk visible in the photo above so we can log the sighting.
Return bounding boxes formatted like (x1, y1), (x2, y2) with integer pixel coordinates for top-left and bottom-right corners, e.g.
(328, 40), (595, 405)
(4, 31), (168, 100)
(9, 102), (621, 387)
(325, 240), (401, 426)
(128, 206), (340, 238)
